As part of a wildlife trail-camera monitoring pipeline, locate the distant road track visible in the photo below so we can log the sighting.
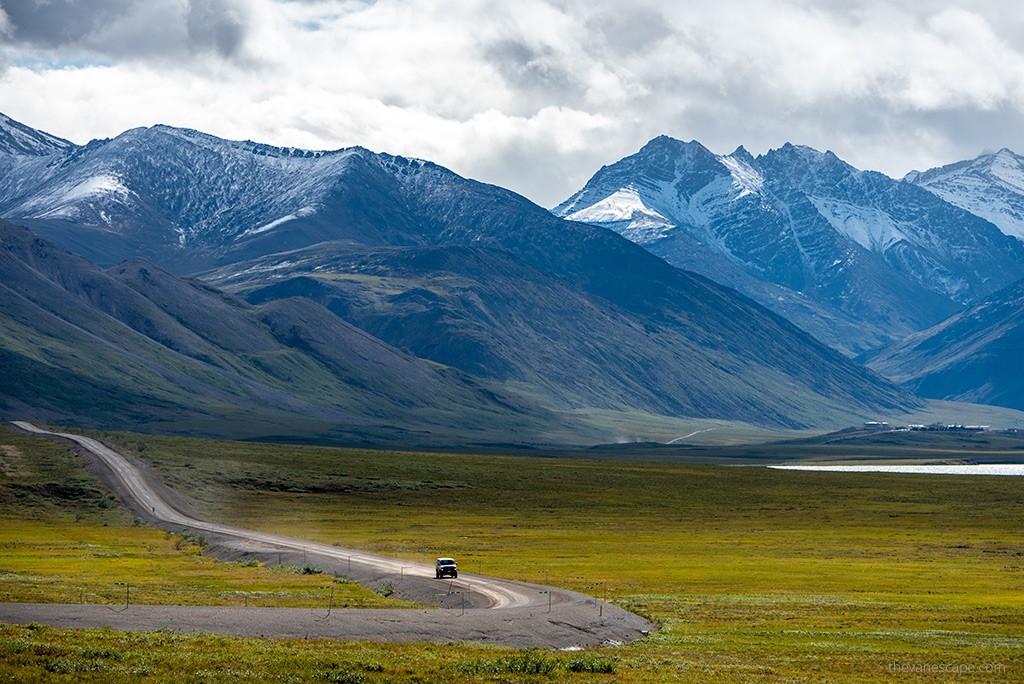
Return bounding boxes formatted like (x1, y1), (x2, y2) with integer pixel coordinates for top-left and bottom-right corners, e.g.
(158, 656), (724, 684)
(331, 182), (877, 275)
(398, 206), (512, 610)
(666, 427), (717, 444)
(1, 422), (653, 647)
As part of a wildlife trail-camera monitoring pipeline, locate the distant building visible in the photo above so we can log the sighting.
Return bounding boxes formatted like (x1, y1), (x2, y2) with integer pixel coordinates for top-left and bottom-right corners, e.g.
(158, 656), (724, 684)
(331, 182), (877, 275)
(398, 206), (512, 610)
(908, 423), (989, 432)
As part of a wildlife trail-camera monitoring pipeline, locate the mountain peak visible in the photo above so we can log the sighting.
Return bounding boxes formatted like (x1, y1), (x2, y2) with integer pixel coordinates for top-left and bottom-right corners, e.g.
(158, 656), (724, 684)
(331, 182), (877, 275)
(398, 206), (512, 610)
(637, 135), (715, 158)
(729, 145), (755, 165)
(983, 148), (1024, 178)
(763, 142), (838, 166)
(907, 148), (1024, 240)
(0, 112), (74, 156)
(756, 143), (858, 187)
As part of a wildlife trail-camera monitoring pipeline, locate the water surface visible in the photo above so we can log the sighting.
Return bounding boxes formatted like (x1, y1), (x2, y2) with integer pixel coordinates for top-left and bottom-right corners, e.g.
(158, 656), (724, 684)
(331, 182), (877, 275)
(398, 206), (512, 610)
(769, 464), (1024, 476)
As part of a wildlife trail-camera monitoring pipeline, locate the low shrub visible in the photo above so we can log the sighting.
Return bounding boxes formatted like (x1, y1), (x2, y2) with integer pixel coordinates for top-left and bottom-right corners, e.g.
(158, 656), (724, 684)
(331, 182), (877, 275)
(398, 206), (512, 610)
(566, 654), (618, 673)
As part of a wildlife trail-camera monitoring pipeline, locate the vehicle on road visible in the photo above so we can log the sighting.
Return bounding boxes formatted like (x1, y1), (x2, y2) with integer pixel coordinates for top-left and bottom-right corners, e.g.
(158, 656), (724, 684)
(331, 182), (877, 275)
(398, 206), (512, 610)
(435, 558), (457, 578)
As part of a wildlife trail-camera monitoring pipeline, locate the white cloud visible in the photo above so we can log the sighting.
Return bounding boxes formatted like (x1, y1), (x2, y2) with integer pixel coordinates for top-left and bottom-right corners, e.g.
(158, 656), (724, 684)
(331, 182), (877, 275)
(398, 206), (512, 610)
(3, 0), (1024, 206)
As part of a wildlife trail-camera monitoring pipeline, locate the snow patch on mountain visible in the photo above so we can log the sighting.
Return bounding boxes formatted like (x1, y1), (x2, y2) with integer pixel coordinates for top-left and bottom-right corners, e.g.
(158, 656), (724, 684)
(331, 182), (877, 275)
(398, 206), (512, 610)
(16, 174), (135, 220)
(563, 186), (674, 243)
(808, 196), (908, 251)
(925, 179), (1024, 241)
(57, 174), (131, 204)
(239, 206), (318, 239)
(719, 153), (764, 196)
(563, 186), (662, 224)
(685, 173), (757, 227)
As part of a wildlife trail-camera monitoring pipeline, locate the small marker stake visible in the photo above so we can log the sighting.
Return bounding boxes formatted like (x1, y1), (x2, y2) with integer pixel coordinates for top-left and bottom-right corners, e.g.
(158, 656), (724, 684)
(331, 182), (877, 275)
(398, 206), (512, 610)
(111, 582), (130, 612)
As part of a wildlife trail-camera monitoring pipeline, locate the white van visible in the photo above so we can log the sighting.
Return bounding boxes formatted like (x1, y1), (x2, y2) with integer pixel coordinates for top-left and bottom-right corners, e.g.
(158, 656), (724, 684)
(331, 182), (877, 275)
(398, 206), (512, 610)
(435, 558), (458, 578)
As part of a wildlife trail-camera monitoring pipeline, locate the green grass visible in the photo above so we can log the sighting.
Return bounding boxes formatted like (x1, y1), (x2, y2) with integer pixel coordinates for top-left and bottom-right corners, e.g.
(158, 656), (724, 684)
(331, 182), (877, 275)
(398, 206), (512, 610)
(87, 431), (1024, 599)
(2, 425), (1024, 681)
(0, 425), (416, 610)
(0, 624), (628, 683)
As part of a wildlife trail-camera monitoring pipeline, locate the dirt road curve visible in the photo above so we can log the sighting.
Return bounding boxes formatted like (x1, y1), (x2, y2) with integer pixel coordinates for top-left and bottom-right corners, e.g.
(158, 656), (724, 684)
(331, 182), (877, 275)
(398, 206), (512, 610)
(1, 422), (654, 648)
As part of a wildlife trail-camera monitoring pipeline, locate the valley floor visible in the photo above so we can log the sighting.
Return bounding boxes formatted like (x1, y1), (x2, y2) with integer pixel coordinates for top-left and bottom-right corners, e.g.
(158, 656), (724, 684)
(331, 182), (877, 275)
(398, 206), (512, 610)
(1, 425), (1022, 682)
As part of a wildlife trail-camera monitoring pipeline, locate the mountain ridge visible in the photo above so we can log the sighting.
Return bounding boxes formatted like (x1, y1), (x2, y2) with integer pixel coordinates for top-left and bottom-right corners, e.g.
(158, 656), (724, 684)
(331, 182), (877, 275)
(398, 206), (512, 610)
(0, 218), (570, 443)
(0, 112), (73, 156)
(865, 276), (1024, 412)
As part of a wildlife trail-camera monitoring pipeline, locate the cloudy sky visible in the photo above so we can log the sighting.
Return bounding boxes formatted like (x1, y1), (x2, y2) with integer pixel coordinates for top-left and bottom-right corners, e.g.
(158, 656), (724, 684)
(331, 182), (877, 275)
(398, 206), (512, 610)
(2, 0), (1024, 207)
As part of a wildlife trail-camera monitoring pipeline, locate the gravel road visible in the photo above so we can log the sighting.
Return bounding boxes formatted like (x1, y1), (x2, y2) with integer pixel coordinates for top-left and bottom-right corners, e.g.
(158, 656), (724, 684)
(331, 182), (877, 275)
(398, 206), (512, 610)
(1, 422), (654, 648)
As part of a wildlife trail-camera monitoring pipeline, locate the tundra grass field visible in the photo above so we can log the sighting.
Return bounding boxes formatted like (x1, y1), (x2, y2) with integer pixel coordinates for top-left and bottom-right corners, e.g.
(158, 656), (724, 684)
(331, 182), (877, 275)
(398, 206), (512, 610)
(1, 424), (1023, 682)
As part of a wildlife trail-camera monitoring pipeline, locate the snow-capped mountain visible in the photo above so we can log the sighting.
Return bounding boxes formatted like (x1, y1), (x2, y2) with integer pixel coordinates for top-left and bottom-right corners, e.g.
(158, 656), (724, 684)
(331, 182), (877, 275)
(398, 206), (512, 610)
(905, 148), (1024, 241)
(757, 144), (1024, 302)
(0, 114), (571, 272)
(555, 137), (1024, 355)
(0, 112), (916, 434)
(0, 120), (367, 269)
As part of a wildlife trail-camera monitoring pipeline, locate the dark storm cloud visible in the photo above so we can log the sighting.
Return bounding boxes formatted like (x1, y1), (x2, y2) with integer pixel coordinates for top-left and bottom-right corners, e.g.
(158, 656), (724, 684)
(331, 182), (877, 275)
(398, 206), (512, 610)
(2, 0), (134, 47)
(483, 39), (587, 108)
(5, 0), (1024, 208)
(186, 0), (247, 57)
(0, 0), (249, 60)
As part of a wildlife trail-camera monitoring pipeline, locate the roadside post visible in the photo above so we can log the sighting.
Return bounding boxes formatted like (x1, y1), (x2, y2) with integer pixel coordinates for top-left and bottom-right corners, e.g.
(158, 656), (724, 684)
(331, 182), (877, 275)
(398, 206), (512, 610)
(584, 583), (603, 616)
(112, 582), (129, 612)
(316, 585), (335, 620)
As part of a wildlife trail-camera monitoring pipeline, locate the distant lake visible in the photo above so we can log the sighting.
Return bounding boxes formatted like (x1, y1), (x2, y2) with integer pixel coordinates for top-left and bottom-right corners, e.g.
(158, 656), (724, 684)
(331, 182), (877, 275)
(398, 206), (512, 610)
(769, 464), (1024, 476)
